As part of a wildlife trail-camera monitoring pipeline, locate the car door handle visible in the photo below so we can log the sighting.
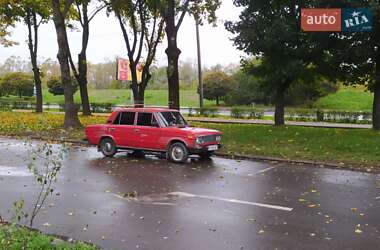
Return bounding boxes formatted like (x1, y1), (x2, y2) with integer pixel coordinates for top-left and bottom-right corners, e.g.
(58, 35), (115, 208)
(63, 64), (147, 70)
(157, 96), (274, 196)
(109, 128), (115, 132)
(133, 129), (140, 133)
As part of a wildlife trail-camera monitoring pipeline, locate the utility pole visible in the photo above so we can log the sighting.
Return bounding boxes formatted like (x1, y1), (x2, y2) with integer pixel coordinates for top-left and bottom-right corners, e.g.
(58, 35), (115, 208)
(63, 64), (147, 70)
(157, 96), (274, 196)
(195, 18), (204, 109)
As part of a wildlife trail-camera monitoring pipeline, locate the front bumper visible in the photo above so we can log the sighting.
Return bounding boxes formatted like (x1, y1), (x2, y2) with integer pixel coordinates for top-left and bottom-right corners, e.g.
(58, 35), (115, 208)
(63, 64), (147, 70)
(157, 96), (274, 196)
(189, 144), (223, 154)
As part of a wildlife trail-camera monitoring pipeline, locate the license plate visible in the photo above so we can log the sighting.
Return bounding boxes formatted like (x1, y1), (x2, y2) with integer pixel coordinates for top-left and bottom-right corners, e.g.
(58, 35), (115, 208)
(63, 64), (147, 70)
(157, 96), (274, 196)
(207, 145), (218, 151)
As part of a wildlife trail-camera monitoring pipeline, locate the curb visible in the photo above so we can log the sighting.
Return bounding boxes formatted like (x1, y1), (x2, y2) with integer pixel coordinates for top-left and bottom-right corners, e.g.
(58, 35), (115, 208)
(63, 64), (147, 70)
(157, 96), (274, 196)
(214, 152), (379, 174)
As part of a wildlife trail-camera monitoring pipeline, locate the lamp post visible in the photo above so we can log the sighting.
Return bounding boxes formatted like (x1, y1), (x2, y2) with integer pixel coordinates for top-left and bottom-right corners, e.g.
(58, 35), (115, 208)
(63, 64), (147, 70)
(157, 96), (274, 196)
(195, 18), (204, 109)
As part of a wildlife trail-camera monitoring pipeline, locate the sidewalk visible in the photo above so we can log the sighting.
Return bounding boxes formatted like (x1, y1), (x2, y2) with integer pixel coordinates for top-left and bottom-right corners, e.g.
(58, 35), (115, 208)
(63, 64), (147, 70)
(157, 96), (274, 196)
(186, 117), (372, 129)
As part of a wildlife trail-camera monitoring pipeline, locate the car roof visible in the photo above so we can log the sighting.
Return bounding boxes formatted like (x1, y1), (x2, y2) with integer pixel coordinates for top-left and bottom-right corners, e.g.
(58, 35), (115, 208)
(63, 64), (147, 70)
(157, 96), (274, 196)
(114, 107), (179, 113)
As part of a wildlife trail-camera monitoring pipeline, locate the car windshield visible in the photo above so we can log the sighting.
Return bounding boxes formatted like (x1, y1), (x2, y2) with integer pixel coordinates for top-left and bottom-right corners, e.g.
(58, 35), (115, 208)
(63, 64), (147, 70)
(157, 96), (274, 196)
(159, 111), (188, 127)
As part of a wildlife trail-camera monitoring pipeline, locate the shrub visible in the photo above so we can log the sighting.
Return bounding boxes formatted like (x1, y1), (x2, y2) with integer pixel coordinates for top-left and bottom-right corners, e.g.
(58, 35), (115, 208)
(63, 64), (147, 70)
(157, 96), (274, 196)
(47, 76), (78, 96)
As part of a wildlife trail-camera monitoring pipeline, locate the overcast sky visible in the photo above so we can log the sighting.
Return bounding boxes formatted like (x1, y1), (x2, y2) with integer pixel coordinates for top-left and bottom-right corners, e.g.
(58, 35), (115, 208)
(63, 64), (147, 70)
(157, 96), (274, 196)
(0, 0), (244, 67)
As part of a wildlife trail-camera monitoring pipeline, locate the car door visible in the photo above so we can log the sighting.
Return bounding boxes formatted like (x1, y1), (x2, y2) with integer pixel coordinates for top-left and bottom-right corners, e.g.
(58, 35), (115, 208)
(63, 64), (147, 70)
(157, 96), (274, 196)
(112, 111), (140, 148)
(136, 112), (162, 150)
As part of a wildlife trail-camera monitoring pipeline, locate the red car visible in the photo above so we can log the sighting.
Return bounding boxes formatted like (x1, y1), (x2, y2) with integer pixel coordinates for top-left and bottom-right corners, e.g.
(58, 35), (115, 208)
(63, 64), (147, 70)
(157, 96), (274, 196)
(85, 108), (222, 163)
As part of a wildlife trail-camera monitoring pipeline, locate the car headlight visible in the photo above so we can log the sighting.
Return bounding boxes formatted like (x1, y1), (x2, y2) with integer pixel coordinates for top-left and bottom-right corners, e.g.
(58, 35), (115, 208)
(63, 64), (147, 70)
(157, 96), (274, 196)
(196, 137), (204, 144)
(216, 135), (222, 142)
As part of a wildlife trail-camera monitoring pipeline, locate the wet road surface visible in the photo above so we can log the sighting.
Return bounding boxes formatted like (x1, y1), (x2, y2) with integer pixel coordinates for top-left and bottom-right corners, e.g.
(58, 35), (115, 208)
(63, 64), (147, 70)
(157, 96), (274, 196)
(0, 138), (379, 249)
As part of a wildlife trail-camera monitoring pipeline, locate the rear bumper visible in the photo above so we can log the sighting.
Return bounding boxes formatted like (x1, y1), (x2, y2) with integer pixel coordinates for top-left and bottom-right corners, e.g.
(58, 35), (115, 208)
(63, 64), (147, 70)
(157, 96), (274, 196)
(189, 144), (222, 154)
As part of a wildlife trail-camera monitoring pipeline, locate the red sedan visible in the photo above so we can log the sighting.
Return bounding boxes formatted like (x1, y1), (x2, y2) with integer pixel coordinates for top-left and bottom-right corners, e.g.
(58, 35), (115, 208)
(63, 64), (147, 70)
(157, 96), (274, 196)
(85, 108), (222, 163)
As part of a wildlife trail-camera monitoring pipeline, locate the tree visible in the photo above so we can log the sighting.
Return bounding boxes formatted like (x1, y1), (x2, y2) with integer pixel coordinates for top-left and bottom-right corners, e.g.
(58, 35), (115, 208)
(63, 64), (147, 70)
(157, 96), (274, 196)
(69, 0), (105, 116)
(0, 0), (50, 113)
(158, 0), (221, 110)
(226, 69), (338, 106)
(108, 0), (165, 107)
(0, 72), (34, 98)
(226, 1), (335, 125)
(202, 71), (232, 106)
(47, 76), (78, 96)
(50, 0), (81, 128)
(0, 17), (16, 47)
(318, 0), (380, 129)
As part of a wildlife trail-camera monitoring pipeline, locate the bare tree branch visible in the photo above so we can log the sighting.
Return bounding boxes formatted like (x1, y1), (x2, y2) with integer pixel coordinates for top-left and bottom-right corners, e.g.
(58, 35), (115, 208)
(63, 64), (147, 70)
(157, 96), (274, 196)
(175, 0), (191, 31)
(76, 3), (84, 27)
(88, 4), (107, 23)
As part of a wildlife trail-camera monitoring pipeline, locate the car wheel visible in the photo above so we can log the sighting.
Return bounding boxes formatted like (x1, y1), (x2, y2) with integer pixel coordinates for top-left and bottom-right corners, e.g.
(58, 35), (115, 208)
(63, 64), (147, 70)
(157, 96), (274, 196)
(199, 151), (213, 160)
(168, 142), (189, 163)
(100, 138), (117, 157)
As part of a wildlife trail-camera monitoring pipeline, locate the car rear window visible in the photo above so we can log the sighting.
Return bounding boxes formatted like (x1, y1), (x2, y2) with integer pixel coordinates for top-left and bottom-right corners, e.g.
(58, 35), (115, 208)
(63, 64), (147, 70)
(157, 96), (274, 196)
(137, 113), (154, 127)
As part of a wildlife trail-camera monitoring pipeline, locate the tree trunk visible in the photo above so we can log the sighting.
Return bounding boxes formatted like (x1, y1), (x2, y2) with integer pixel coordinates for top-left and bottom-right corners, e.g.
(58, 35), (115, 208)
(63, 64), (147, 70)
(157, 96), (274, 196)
(26, 11), (43, 113)
(78, 52), (91, 115)
(373, 82), (380, 130)
(78, 2), (91, 116)
(216, 96), (219, 106)
(373, 50), (380, 129)
(274, 88), (285, 126)
(165, 0), (181, 110)
(52, 0), (81, 128)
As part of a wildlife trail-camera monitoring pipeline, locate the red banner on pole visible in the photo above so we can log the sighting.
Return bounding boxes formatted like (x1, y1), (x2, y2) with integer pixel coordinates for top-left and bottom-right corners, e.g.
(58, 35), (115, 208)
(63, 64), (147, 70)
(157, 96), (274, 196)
(116, 58), (143, 82)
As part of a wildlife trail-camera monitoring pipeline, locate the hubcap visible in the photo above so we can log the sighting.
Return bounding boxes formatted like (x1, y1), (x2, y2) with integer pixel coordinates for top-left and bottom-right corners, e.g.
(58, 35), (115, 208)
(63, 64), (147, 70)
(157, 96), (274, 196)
(172, 146), (184, 161)
(103, 142), (113, 153)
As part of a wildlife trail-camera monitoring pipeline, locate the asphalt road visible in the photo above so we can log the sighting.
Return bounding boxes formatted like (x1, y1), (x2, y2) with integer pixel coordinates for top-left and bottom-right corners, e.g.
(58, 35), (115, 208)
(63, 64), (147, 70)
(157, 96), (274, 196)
(0, 138), (379, 250)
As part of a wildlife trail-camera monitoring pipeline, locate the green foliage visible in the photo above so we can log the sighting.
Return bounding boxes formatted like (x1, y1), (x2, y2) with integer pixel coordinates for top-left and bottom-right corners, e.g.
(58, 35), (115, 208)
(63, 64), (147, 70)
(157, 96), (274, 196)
(225, 69), (269, 106)
(47, 76), (78, 96)
(231, 107), (263, 119)
(110, 80), (124, 89)
(0, 72), (34, 98)
(226, 1), (338, 124)
(0, 225), (97, 250)
(202, 71), (232, 105)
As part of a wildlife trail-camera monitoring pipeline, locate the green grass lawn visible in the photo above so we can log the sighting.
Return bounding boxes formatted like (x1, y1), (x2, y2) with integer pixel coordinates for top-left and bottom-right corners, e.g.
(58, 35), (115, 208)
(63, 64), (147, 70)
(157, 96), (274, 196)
(0, 111), (379, 168)
(313, 86), (374, 111)
(15, 89), (214, 107)
(0, 224), (96, 250)
(0, 87), (374, 111)
(193, 122), (380, 167)
(0, 89), (215, 107)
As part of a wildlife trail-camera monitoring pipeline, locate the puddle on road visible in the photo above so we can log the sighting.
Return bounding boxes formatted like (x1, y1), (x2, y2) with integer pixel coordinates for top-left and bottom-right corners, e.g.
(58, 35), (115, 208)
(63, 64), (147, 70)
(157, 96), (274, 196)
(0, 166), (32, 177)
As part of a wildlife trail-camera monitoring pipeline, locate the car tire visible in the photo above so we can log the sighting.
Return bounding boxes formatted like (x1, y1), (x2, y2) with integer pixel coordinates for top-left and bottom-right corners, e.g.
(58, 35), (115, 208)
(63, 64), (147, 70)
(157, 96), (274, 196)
(199, 151), (213, 160)
(168, 142), (189, 163)
(100, 138), (117, 157)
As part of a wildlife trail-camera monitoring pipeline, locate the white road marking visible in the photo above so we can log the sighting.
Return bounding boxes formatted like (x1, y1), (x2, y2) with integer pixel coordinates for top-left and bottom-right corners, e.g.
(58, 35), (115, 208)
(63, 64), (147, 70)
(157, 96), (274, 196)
(375, 197), (380, 200)
(255, 167), (276, 175)
(112, 194), (176, 206)
(169, 192), (293, 212)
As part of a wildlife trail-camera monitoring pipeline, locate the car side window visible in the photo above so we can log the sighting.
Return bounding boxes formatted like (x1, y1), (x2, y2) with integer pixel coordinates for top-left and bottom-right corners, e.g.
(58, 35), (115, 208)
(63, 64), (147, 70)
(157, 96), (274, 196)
(137, 113), (155, 127)
(120, 112), (135, 125)
(113, 113), (121, 125)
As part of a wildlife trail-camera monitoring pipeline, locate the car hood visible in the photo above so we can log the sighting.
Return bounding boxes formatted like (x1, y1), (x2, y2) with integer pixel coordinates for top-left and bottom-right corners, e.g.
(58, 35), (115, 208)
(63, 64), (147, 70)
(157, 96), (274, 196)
(179, 127), (222, 136)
